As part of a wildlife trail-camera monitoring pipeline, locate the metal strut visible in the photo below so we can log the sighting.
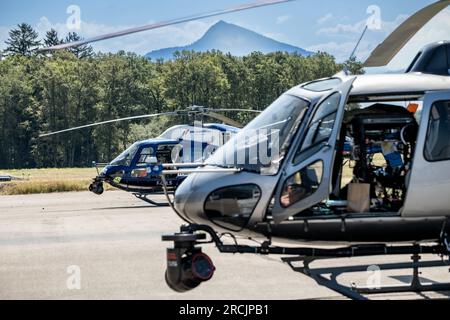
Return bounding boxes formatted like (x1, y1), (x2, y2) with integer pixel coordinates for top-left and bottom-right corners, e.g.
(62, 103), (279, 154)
(283, 254), (450, 300)
(133, 193), (170, 207)
(178, 224), (448, 257)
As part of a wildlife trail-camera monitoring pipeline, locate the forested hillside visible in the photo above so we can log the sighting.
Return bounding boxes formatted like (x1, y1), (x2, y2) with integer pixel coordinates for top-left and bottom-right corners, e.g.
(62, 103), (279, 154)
(0, 24), (363, 169)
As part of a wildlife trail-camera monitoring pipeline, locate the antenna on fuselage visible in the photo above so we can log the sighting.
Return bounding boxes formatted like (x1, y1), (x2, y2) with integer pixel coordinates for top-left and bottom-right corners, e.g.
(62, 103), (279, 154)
(344, 24), (369, 75)
(349, 25), (369, 62)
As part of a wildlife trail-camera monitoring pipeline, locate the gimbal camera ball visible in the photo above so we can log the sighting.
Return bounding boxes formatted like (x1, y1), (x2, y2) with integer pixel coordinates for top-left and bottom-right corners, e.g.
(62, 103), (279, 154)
(163, 232), (216, 292)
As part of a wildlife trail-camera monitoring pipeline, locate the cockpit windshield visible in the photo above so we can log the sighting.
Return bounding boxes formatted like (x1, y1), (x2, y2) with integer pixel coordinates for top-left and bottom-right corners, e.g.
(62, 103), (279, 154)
(110, 143), (139, 166)
(207, 94), (309, 174)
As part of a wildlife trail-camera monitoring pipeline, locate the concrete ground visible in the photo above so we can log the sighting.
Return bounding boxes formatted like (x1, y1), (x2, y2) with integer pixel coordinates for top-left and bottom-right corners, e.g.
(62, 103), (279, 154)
(0, 191), (449, 300)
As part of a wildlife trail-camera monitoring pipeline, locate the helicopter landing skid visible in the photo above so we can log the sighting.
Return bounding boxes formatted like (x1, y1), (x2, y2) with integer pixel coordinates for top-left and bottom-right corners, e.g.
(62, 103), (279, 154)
(282, 254), (450, 300)
(133, 193), (170, 207)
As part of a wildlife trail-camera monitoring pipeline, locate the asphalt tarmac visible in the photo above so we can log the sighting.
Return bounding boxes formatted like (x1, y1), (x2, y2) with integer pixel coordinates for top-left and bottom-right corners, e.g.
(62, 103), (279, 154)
(1, 191), (449, 300)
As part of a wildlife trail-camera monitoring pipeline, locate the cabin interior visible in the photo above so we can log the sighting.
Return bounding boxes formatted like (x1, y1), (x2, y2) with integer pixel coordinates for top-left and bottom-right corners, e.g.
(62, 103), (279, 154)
(290, 94), (424, 218)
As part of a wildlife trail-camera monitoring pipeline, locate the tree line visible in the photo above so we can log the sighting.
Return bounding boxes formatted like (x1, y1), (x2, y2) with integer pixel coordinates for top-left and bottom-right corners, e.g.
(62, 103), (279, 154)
(0, 23), (364, 169)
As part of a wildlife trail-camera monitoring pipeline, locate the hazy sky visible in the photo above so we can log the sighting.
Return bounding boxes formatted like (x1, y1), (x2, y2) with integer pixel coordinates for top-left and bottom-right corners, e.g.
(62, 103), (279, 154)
(1, 0), (449, 71)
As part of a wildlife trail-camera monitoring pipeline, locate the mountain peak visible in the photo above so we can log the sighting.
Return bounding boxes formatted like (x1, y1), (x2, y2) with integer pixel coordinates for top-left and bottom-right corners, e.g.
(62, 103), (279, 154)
(211, 20), (229, 27)
(146, 21), (313, 60)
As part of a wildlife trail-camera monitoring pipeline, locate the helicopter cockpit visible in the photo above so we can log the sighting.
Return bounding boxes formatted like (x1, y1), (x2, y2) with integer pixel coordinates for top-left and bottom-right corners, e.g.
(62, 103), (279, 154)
(90, 123), (241, 197)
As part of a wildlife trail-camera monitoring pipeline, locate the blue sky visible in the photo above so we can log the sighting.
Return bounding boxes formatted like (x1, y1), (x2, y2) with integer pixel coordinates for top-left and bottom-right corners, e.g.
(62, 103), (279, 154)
(1, 0), (449, 70)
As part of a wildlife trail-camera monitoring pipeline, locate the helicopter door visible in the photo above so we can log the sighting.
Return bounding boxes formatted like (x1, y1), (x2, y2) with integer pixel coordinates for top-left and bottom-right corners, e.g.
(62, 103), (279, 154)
(403, 91), (450, 217)
(271, 78), (356, 223)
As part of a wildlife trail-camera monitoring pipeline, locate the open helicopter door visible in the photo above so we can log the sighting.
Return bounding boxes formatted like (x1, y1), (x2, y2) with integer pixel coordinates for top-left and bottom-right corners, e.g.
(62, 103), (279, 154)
(403, 90), (450, 218)
(270, 77), (356, 224)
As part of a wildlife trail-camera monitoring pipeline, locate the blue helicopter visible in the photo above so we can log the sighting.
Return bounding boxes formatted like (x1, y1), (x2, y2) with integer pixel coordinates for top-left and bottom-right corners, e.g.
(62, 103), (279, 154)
(90, 123), (240, 205)
(40, 106), (260, 205)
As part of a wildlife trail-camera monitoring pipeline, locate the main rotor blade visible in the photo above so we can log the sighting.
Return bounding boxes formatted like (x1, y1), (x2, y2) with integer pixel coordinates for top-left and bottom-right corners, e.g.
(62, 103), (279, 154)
(39, 108), (263, 137)
(39, 112), (176, 138)
(202, 109), (262, 127)
(364, 0), (450, 67)
(211, 109), (262, 114)
(38, 0), (295, 52)
(203, 112), (244, 128)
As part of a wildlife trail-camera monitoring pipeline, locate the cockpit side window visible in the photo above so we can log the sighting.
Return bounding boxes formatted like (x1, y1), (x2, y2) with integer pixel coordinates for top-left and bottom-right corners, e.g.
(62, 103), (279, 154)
(424, 101), (450, 162)
(280, 161), (324, 208)
(136, 147), (154, 166)
(447, 44), (450, 75)
(295, 93), (341, 163)
(425, 45), (448, 76)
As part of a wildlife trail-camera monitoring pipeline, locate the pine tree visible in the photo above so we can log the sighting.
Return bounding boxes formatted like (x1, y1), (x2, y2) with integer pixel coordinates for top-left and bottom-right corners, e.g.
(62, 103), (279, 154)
(343, 56), (365, 75)
(65, 32), (94, 59)
(4, 23), (41, 56)
(44, 29), (63, 47)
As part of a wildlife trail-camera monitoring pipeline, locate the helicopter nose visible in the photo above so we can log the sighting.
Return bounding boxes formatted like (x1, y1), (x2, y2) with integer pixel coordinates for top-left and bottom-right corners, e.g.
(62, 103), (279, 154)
(173, 174), (204, 223)
(174, 171), (262, 232)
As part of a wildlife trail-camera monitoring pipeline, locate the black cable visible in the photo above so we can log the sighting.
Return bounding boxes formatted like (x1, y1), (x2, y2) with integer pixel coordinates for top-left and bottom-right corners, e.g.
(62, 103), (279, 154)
(160, 173), (191, 224)
(219, 233), (239, 246)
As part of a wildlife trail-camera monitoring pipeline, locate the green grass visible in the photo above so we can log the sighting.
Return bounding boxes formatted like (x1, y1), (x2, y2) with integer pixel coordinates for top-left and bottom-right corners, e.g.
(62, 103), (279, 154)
(0, 155), (386, 196)
(0, 168), (101, 195)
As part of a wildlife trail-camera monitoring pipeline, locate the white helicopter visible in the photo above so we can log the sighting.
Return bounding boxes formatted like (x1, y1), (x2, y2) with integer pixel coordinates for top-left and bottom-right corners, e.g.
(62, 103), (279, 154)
(159, 0), (450, 299)
(40, 0), (450, 299)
